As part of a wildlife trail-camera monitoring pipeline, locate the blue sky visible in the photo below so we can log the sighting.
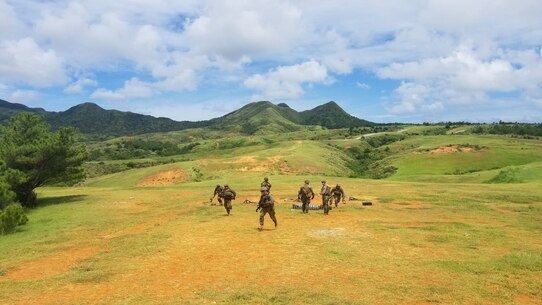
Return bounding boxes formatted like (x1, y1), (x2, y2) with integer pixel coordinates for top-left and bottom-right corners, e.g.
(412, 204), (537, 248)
(1, 0), (542, 123)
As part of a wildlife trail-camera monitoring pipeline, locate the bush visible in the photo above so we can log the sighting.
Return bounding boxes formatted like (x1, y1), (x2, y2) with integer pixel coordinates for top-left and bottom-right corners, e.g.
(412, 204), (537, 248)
(0, 203), (28, 235)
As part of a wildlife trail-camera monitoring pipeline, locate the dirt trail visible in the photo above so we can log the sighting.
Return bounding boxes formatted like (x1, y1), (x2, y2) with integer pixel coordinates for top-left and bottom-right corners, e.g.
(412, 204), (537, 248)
(3, 247), (98, 281)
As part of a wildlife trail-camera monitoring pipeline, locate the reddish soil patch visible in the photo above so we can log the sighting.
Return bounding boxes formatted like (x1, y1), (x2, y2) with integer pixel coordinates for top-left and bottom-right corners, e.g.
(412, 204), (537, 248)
(515, 294), (539, 305)
(429, 145), (474, 154)
(137, 169), (187, 187)
(3, 247), (97, 281)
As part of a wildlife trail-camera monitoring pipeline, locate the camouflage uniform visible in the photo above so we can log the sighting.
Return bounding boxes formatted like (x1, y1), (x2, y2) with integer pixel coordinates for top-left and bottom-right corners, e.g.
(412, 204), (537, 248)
(261, 177), (272, 191)
(320, 180), (332, 215)
(211, 184), (224, 204)
(331, 184), (346, 207)
(258, 187), (277, 231)
(221, 185), (236, 216)
(297, 180), (315, 214)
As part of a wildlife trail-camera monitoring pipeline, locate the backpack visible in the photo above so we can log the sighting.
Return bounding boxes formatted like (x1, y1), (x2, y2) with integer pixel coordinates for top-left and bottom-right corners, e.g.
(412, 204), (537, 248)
(222, 189), (234, 199)
(301, 184), (312, 196)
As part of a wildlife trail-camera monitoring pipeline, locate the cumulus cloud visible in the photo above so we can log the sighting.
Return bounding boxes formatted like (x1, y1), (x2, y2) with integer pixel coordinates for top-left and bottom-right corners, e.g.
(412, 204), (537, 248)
(244, 60), (329, 100)
(183, 0), (304, 62)
(379, 47), (542, 114)
(91, 78), (155, 101)
(2, 0), (542, 120)
(10, 89), (40, 104)
(64, 77), (98, 94)
(0, 38), (67, 87)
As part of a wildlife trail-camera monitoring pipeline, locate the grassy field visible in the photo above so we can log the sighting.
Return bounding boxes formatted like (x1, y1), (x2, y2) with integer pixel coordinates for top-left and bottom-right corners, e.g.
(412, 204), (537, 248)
(1, 133), (542, 305)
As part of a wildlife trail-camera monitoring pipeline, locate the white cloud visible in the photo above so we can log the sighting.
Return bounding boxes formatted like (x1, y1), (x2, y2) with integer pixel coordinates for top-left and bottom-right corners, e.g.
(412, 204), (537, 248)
(0, 38), (67, 87)
(0, 0), (26, 39)
(379, 47), (542, 114)
(64, 77), (98, 94)
(244, 60), (329, 100)
(2, 0), (542, 120)
(356, 82), (370, 90)
(183, 0), (305, 62)
(10, 89), (40, 104)
(91, 78), (155, 101)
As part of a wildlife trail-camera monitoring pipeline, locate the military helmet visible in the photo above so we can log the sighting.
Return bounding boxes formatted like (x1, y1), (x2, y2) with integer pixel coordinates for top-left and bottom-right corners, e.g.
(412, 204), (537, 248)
(224, 184), (229, 188)
(321, 180), (326, 184)
(264, 177), (268, 181)
(336, 184), (340, 187)
(304, 180), (309, 184)
(216, 184), (221, 187)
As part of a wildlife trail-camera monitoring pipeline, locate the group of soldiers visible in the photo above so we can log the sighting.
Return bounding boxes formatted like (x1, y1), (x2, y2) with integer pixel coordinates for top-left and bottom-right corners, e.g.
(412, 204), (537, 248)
(297, 179), (346, 215)
(210, 177), (346, 231)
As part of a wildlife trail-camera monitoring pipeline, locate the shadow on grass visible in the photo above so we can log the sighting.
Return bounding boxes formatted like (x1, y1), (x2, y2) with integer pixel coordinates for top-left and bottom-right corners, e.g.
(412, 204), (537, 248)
(37, 194), (88, 208)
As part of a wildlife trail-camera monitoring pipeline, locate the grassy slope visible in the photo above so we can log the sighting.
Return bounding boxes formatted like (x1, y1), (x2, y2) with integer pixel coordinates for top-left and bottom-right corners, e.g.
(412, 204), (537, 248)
(86, 140), (352, 188)
(384, 135), (542, 182)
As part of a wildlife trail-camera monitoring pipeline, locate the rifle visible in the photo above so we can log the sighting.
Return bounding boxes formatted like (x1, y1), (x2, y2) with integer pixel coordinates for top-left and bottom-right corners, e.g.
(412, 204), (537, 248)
(256, 196), (263, 212)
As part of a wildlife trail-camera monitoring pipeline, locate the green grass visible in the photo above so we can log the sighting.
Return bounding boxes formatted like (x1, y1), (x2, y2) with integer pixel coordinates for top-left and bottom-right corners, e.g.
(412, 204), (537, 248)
(2, 131), (542, 305)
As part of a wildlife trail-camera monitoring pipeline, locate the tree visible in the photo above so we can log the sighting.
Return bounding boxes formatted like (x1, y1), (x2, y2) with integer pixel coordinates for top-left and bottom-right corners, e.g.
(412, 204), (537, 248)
(0, 161), (17, 210)
(0, 113), (88, 207)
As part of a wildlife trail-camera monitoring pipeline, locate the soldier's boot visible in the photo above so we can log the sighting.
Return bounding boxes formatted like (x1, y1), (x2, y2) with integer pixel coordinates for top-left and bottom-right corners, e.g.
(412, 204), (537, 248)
(273, 219), (278, 228)
(258, 224), (263, 231)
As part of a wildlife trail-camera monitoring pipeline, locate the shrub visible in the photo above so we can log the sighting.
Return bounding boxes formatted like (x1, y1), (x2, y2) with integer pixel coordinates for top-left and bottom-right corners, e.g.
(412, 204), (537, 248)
(0, 203), (28, 235)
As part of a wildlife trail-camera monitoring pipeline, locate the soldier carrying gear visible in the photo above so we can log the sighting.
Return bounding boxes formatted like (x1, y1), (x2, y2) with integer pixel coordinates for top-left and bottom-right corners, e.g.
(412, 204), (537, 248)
(261, 177), (272, 191)
(258, 187), (277, 231)
(221, 184), (236, 216)
(297, 180), (315, 214)
(331, 184), (346, 208)
(320, 180), (332, 215)
(210, 184), (224, 205)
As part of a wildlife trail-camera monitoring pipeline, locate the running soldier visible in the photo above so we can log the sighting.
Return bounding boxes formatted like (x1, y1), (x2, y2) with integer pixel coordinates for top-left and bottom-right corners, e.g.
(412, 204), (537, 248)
(320, 180), (332, 215)
(221, 184), (236, 216)
(331, 184), (346, 207)
(257, 186), (277, 231)
(210, 184), (224, 205)
(261, 177), (272, 191)
(297, 180), (315, 214)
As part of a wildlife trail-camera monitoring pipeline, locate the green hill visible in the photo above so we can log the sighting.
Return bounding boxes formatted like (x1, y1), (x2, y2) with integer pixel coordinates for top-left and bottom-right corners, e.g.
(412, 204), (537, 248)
(208, 100), (374, 134)
(0, 99), (374, 137)
(0, 99), (46, 122)
(46, 103), (207, 136)
(300, 101), (374, 128)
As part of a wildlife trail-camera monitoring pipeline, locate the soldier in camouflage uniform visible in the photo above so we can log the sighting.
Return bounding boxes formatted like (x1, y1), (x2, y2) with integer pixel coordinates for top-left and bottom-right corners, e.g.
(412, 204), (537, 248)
(210, 184), (224, 205)
(331, 184), (346, 207)
(221, 184), (236, 216)
(320, 180), (332, 215)
(261, 177), (272, 191)
(297, 180), (315, 214)
(258, 186), (277, 231)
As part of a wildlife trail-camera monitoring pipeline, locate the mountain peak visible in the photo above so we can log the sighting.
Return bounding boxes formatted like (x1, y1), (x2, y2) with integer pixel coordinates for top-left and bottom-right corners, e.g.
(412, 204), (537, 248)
(277, 103), (290, 108)
(66, 102), (105, 112)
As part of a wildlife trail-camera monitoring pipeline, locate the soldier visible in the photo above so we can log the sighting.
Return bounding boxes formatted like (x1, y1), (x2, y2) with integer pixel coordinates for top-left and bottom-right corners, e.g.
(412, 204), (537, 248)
(210, 184), (224, 205)
(320, 180), (332, 215)
(221, 184), (236, 216)
(331, 183), (346, 208)
(257, 186), (277, 231)
(261, 177), (272, 191)
(297, 180), (315, 214)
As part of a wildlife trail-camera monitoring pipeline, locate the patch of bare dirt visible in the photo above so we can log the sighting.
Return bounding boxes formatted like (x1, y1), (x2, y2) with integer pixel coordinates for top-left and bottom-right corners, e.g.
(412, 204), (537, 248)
(430, 145), (474, 154)
(137, 169), (188, 187)
(3, 247), (97, 281)
(515, 294), (539, 305)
